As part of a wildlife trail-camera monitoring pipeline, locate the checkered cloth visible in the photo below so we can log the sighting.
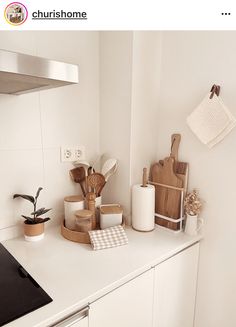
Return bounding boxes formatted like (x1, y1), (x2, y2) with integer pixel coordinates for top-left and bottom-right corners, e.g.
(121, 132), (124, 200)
(88, 225), (128, 250)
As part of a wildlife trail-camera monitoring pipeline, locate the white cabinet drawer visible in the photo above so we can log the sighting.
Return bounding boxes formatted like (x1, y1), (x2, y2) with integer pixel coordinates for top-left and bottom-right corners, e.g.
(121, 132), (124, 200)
(89, 269), (154, 327)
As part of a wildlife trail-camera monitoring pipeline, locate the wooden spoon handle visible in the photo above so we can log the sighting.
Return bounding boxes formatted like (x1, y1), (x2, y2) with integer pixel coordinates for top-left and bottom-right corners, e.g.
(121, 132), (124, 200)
(80, 182), (86, 197)
(97, 181), (106, 196)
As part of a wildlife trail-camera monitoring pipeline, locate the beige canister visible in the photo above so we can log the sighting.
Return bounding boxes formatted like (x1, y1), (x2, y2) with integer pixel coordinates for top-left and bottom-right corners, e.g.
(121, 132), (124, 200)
(64, 195), (84, 230)
(75, 209), (93, 232)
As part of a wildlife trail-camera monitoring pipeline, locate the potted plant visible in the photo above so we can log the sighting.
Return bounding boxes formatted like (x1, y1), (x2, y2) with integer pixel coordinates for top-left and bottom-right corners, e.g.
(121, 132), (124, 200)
(13, 187), (51, 241)
(184, 189), (203, 235)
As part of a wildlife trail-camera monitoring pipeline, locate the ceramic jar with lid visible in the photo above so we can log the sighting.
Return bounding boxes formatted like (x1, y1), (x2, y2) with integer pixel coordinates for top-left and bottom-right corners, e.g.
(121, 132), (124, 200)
(100, 204), (123, 229)
(64, 195), (84, 230)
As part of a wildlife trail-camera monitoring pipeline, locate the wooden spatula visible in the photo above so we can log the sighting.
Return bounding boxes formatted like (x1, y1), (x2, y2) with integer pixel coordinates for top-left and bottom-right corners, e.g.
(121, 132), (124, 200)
(69, 167), (86, 197)
(87, 173), (106, 197)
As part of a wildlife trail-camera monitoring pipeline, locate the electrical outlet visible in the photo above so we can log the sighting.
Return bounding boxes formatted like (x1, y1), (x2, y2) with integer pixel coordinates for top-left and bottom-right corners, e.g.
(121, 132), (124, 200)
(74, 145), (85, 161)
(61, 145), (85, 162)
(61, 147), (75, 162)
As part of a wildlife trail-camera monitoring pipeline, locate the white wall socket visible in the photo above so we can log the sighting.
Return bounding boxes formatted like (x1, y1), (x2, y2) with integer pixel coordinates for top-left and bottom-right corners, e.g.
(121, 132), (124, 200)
(61, 146), (85, 162)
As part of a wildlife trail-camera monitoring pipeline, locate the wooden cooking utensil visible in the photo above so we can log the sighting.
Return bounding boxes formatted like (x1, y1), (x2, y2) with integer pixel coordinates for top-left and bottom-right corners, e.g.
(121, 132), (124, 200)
(87, 173), (106, 197)
(150, 156), (183, 230)
(86, 192), (96, 229)
(69, 167), (86, 197)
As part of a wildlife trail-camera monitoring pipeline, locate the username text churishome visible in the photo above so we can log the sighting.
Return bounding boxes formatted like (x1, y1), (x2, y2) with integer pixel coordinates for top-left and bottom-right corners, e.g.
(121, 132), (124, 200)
(32, 10), (87, 20)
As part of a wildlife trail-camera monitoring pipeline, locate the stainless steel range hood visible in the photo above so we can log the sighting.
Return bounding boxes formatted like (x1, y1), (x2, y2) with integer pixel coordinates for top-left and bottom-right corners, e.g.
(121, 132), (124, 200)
(0, 49), (79, 95)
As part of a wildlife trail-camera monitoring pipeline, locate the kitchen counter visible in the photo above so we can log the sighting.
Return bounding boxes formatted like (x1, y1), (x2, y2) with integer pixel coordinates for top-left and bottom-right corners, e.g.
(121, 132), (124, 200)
(2, 225), (202, 327)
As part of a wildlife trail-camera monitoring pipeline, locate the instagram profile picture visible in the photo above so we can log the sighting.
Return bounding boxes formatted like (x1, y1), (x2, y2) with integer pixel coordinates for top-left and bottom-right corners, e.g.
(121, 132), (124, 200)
(4, 2), (28, 25)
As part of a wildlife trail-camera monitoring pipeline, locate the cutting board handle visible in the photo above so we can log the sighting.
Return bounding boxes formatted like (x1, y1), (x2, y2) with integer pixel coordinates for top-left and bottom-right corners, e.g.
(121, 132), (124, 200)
(171, 134), (181, 161)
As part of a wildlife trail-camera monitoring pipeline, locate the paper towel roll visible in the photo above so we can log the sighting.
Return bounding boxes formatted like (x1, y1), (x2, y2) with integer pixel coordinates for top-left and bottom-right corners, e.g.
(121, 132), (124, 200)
(64, 195), (84, 230)
(132, 184), (155, 232)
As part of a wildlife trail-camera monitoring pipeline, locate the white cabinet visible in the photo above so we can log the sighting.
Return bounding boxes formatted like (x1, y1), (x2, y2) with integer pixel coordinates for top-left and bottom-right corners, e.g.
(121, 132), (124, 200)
(89, 243), (199, 327)
(89, 269), (154, 327)
(153, 243), (199, 327)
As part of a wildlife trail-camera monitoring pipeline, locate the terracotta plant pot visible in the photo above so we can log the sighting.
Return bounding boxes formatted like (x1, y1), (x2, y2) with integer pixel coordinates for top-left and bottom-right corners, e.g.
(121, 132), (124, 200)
(24, 218), (45, 242)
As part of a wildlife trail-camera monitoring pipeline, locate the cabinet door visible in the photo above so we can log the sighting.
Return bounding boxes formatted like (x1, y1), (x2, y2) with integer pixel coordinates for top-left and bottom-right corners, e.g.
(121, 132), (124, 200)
(153, 243), (199, 327)
(89, 269), (154, 327)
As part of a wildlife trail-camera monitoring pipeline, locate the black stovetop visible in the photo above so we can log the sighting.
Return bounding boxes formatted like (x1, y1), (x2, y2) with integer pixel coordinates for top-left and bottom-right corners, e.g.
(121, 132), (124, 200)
(0, 243), (52, 326)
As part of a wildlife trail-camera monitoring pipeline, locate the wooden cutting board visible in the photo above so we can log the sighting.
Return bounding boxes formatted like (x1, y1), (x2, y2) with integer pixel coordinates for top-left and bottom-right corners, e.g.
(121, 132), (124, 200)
(169, 134), (189, 196)
(150, 156), (183, 230)
(159, 134), (189, 196)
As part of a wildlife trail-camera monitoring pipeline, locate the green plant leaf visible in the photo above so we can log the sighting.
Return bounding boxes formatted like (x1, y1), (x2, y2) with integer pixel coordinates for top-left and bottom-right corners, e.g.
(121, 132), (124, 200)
(35, 187), (43, 200)
(13, 194), (35, 204)
(31, 207), (52, 217)
(21, 215), (35, 223)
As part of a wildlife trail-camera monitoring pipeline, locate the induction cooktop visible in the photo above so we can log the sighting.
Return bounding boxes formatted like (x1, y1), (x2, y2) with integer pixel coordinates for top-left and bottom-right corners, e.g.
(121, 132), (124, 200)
(0, 243), (52, 326)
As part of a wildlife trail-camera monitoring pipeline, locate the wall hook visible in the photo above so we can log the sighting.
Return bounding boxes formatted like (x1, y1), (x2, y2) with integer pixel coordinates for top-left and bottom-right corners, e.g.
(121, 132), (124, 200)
(210, 84), (220, 99)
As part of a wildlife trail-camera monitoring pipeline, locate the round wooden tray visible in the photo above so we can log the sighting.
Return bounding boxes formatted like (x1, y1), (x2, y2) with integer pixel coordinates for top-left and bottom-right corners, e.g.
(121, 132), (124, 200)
(61, 218), (125, 244)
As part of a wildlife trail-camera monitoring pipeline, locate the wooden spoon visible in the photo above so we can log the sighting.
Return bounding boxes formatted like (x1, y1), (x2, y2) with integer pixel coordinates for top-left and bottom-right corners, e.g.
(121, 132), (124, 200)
(87, 173), (106, 197)
(69, 167), (86, 197)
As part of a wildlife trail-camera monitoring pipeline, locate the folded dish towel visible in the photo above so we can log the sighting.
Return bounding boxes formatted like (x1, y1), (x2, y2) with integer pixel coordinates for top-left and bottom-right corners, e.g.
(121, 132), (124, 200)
(187, 93), (236, 148)
(88, 225), (128, 251)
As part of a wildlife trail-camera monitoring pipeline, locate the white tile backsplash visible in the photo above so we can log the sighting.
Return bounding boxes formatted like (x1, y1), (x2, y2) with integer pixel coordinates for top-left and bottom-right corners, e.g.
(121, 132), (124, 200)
(0, 93), (42, 150)
(43, 147), (82, 224)
(0, 149), (44, 229)
(0, 31), (99, 234)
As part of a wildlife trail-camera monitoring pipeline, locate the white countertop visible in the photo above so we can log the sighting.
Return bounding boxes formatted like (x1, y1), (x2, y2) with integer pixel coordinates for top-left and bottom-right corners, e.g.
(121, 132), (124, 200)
(2, 225), (201, 327)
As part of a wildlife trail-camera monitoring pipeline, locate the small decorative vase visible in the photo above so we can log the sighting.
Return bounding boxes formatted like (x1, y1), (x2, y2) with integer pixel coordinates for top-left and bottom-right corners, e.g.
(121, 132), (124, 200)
(24, 218), (45, 241)
(184, 214), (203, 236)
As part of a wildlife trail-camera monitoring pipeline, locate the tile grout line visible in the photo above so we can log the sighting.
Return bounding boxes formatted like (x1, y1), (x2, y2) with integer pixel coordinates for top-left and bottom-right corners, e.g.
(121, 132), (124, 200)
(38, 92), (46, 190)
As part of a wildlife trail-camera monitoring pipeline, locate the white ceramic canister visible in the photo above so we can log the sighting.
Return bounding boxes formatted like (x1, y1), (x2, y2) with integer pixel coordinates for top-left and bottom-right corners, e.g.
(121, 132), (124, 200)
(100, 204), (123, 229)
(64, 195), (84, 230)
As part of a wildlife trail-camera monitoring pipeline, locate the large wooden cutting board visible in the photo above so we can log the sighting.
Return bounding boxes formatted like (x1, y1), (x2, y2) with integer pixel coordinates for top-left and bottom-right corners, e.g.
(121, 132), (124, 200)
(159, 134), (189, 200)
(150, 156), (183, 230)
(169, 134), (189, 196)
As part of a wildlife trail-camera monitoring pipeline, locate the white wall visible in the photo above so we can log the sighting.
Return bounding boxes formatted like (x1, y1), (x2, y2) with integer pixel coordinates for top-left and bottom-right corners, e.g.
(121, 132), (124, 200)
(0, 31), (99, 233)
(99, 32), (133, 219)
(130, 32), (161, 185)
(157, 31), (236, 327)
(99, 31), (161, 223)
